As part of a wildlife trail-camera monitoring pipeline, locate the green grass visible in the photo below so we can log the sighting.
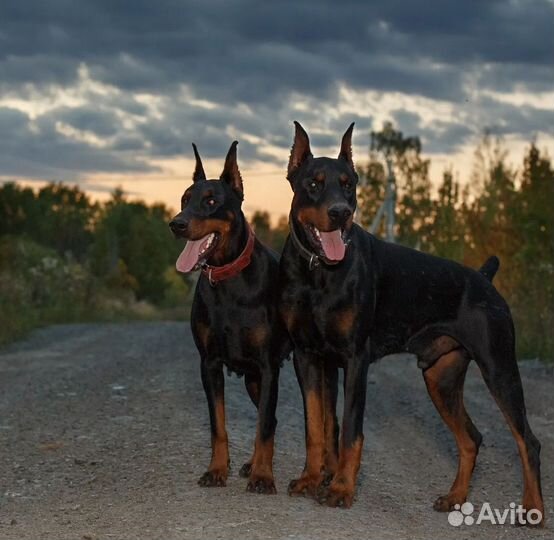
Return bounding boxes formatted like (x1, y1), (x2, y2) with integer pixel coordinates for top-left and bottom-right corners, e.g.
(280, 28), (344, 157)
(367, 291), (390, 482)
(0, 236), (191, 346)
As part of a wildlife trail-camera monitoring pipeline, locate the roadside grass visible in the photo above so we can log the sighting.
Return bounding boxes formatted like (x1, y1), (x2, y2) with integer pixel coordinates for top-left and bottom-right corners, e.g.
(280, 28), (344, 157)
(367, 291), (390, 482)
(0, 236), (192, 346)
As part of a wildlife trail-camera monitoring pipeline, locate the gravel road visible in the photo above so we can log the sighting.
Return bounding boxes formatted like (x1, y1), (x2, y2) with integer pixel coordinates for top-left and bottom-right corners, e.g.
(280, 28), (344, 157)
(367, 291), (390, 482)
(0, 322), (552, 540)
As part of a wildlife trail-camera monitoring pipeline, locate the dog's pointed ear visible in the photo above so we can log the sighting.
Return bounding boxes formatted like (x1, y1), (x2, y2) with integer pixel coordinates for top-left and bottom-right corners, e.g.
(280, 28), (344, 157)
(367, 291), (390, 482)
(220, 140), (243, 198)
(287, 121), (313, 182)
(192, 143), (206, 182)
(338, 122), (355, 168)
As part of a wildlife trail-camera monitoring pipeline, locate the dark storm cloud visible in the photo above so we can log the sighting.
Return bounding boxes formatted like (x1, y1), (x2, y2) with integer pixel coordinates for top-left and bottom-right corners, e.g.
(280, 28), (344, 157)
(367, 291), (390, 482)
(54, 106), (119, 137)
(0, 107), (157, 180)
(476, 62), (554, 94)
(391, 111), (423, 137)
(478, 98), (554, 137)
(0, 0), (552, 178)
(421, 123), (476, 154)
(390, 109), (476, 154)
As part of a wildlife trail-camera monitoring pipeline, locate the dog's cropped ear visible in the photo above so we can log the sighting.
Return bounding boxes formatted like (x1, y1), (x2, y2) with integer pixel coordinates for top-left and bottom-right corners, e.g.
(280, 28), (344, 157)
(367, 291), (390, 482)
(287, 121), (313, 183)
(220, 140), (244, 199)
(338, 122), (355, 169)
(192, 143), (206, 182)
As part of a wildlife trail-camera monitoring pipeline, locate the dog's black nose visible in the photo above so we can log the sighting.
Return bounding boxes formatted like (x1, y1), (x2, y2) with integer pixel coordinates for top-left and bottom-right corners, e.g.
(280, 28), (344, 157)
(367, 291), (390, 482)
(327, 204), (352, 224)
(169, 219), (188, 235)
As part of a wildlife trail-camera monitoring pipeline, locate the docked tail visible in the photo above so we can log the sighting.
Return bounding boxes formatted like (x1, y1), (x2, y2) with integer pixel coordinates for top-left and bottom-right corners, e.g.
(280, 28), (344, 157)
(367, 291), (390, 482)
(478, 256), (500, 282)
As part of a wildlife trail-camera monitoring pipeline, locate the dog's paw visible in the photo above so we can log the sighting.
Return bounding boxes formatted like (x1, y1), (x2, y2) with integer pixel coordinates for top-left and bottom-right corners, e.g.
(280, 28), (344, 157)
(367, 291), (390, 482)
(287, 475), (323, 498)
(316, 482), (354, 508)
(432, 494), (464, 512)
(239, 462), (252, 478)
(198, 469), (227, 487)
(246, 475), (276, 495)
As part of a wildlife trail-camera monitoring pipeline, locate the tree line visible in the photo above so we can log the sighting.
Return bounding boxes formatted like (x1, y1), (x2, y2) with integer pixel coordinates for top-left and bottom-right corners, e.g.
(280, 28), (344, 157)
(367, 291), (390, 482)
(0, 184), (187, 344)
(356, 127), (553, 361)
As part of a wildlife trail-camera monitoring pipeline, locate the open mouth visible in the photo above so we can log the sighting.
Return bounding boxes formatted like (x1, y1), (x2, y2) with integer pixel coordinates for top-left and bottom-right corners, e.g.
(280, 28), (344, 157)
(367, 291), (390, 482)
(176, 232), (219, 273)
(305, 224), (348, 262)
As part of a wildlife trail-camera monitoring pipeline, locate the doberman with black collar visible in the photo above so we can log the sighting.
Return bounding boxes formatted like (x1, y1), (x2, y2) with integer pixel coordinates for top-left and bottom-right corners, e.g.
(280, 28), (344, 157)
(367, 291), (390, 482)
(169, 141), (290, 494)
(279, 122), (544, 525)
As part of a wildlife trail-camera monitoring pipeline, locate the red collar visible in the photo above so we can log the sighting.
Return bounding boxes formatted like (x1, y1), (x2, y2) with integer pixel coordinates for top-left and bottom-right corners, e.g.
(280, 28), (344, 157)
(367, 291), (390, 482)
(201, 224), (256, 285)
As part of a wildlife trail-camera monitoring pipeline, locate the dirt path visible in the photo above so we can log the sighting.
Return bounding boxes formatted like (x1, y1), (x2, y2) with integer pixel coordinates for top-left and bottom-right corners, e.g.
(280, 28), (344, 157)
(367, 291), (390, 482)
(0, 322), (552, 540)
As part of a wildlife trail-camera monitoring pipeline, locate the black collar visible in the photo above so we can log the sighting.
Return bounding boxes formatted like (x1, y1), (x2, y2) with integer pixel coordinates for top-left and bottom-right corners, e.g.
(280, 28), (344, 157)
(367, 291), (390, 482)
(288, 213), (321, 270)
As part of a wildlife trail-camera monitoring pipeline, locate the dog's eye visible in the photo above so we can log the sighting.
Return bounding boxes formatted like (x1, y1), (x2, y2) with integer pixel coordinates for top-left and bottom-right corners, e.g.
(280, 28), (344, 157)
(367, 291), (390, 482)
(305, 178), (322, 195)
(206, 198), (216, 206)
(341, 177), (355, 191)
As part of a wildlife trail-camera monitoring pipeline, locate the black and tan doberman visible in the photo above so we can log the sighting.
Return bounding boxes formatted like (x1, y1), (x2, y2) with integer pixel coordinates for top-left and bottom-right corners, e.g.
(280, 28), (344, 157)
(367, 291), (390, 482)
(170, 142), (290, 494)
(278, 122), (544, 526)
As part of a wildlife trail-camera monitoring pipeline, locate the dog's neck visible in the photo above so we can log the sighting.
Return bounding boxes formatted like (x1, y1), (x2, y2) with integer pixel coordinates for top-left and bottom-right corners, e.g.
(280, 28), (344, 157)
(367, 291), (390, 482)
(289, 213), (321, 269)
(209, 211), (248, 266)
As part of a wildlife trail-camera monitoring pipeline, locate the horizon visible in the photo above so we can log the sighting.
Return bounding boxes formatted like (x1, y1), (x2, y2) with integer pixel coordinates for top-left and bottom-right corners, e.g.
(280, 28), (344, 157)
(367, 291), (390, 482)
(3, 130), (550, 224)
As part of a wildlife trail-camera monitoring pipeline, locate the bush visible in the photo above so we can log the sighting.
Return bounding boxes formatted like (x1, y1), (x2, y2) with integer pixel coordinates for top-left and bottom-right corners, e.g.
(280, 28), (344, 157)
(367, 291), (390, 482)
(0, 236), (185, 345)
(0, 236), (96, 343)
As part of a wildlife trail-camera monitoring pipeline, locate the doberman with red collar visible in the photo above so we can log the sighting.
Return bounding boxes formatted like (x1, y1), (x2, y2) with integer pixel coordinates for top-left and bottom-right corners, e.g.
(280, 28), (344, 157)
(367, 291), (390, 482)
(169, 141), (290, 494)
(279, 122), (544, 525)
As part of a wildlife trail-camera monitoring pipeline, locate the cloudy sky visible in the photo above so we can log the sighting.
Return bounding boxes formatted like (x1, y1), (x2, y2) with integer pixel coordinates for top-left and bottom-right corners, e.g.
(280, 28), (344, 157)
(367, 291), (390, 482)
(1, 0), (553, 219)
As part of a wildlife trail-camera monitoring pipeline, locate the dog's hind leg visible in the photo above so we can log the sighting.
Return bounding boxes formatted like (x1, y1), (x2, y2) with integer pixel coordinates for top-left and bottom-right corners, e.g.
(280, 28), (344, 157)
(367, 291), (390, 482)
(198, 360), (229, 487)
(239, 374), (260, 478)
(246, 366), (279, 494)
(473, 332), (544, 526)
(423, 348), (482, 512)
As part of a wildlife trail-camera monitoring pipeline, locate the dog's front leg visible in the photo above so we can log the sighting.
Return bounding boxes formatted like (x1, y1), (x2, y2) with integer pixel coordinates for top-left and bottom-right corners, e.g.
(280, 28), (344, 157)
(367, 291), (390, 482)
(198, 359), (229, 487)
(323, 362), (339, 481)
(318, 354), (370, 508)
(246, 365), (279, 494)
(288, 352), (326, 498)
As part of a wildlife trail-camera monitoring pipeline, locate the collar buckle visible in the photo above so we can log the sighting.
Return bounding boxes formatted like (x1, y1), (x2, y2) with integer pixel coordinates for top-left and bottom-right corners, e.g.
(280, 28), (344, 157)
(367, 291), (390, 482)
(289, 213), (321, 271)
(200, 262), (216, 287)
(207, 267), (215, 287)
(308, 253), (319, 270)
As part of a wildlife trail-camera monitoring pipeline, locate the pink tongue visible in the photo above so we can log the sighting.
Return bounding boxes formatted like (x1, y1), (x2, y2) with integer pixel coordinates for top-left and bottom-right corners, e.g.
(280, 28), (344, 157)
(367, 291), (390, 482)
(176, 235), (212, 273)
(319, 230), (346, 261)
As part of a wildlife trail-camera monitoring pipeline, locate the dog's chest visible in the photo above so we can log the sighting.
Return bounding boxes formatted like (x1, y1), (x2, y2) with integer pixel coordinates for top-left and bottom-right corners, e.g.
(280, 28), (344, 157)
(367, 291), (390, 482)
(201, 300), (272, 374)
(284, 280), (364, 357)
